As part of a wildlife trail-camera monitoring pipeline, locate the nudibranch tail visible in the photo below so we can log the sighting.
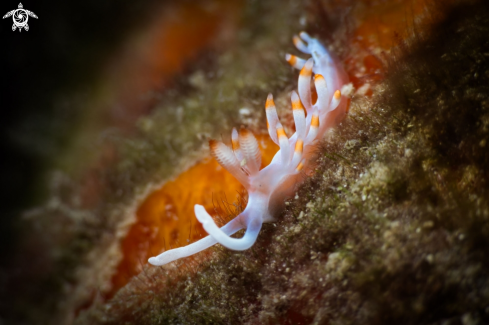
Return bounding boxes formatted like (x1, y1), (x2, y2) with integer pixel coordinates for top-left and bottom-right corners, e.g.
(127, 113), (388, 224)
(147, 217), (244, 266)
(195, 205), (262, 251)
(148, 31), (348, 266)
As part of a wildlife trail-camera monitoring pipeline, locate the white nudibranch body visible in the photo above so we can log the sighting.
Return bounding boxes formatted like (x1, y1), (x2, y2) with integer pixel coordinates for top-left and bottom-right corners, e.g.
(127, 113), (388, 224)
(148, 32), (348, 266)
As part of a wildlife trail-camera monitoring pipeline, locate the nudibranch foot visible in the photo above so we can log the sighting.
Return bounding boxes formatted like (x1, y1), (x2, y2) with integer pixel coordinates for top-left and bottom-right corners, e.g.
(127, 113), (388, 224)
(195, 204), (262, 251)
(148, 32), (348, 266)
(147, 217), (243, 266)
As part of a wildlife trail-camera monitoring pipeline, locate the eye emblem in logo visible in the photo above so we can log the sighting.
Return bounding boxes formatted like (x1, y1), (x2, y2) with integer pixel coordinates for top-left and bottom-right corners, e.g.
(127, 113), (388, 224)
(3, 3), (38, 32)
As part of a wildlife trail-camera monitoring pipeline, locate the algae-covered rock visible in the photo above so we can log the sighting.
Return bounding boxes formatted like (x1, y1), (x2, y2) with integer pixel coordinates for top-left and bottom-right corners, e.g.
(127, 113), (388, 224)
(6, 0), (489, 324)
(75, 1), (489, 324)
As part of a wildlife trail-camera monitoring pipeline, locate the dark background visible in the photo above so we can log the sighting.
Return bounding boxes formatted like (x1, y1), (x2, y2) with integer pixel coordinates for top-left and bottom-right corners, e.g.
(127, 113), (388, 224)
(0, 0), (160, 267)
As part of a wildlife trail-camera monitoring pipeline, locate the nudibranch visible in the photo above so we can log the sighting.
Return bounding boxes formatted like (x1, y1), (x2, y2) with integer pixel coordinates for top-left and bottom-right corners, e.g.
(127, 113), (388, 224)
(148, 32), (348, 266)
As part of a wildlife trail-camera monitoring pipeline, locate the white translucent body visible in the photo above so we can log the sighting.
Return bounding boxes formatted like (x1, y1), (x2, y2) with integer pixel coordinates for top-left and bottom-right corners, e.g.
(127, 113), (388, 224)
(148, 32), (349, 266)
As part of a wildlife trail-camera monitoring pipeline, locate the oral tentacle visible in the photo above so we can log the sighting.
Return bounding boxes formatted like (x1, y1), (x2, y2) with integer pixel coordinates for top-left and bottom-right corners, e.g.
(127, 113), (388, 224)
(293, 35), (311, 54)
(299, 31), (312, 43)
(285, 53), (306, 70)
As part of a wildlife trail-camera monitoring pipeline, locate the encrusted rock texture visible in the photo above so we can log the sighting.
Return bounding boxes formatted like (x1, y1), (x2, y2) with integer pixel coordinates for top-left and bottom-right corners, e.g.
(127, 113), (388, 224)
(78, 0), (489, 324)
(5, 0), (489, 324)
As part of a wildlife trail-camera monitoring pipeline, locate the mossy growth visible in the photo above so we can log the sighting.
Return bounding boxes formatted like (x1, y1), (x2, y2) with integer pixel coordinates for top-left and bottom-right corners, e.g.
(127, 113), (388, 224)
(75, 1), (489, 324)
